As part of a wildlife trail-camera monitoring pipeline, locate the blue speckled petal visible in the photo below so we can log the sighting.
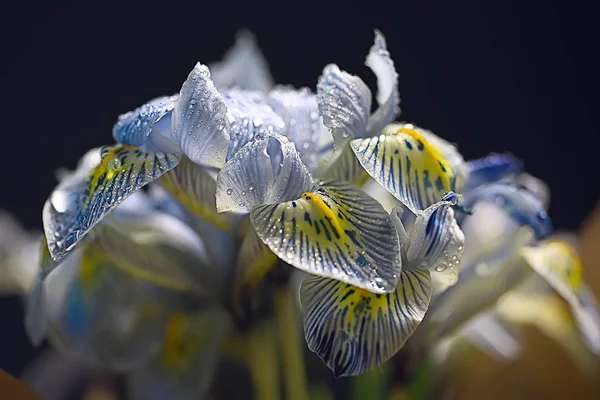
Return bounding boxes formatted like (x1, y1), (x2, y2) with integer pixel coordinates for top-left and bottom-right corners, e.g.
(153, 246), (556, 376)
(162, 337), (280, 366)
(43, 145), (181, 261)
(223, 89), (285, 160)
(172, 64), (230, 169)
(365, 30), (400, 136)
(351, 124), (464, 213)
(461, 183), (552, 240)
(209, 30), (274, 92)
(112, 95), (179, 152)
(301, 269), (431, 376)
(392, 193), (465, 292)
(216, 132), (314, 213)
(464, 153), (523, 192)
(250, 181), (401, 294)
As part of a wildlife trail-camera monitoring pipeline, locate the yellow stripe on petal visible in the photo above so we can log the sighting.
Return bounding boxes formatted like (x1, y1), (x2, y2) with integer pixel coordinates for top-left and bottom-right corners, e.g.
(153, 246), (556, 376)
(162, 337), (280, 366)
(158, 157), (229, 231)
(351, 124), (460, 213)
(233, 226), (279, 303)
(300, 270), (432, 377)
(250, 181), (401, 294)
(43, 145), (181, 261)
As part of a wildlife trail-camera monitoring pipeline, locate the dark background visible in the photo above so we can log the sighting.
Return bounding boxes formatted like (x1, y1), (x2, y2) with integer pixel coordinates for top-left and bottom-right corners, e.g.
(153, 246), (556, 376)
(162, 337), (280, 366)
(1, 0), (598, 379)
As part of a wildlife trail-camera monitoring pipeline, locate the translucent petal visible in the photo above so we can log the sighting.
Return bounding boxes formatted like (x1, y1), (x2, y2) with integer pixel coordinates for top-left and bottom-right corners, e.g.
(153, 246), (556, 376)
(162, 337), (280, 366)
(28, 241), (177, 369)
(233, 225), (278, 305)
(456, 311), (522, 360)
(128, 308), (232, 400)
(464, 153), (523, 192)
(216, 133), (314, 213)
(393, 193), (465, 292)
(97, 220), (216, 297)
(158, 157), (230, 230)
(351, 124), (462, 213)
(301, 270), (432, 376)
(318, 145), (370, 187)
(223, 89), (285, 160)
(520, 240), (600, 354)
(267, 86), (330, 171)
(209, 30), (274, 92)
(510, 172), (551, 210)
(172, 63), (230, 169)
(112, 95), (179, 152)
(462, 183), (552, 240)
(365, 30), (400, 136)
(250, 181), (401, 293)
(43, 145), (181, 261)
(317, 64), (372, 144)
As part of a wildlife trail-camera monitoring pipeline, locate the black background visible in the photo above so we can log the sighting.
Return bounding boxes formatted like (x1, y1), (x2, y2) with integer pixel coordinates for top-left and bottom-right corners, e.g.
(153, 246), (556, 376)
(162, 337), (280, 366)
(1, 0), (598, 378)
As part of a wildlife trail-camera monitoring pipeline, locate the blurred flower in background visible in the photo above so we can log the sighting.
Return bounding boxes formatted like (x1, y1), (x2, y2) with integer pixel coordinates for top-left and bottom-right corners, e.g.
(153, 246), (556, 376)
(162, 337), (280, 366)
(1, 30), (599, 400)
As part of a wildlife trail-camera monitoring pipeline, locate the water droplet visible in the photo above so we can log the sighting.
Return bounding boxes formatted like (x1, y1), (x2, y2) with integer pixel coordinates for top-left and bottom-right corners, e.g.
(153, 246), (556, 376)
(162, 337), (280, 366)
(241, 190), (246, 196)
(226, 188), (233, 195)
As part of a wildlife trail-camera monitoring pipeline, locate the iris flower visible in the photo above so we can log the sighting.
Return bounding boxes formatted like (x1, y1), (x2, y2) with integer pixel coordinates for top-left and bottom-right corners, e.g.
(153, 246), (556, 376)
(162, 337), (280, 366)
(3, 27), (596, 400)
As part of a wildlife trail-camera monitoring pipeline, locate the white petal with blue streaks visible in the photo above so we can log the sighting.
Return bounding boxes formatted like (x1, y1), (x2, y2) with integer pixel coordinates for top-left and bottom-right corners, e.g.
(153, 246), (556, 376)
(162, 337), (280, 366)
(301, 270), (431, 376)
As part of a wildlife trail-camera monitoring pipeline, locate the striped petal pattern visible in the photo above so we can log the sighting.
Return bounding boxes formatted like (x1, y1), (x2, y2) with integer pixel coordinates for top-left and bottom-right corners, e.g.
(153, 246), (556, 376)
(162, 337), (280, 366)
(43, 145), (181, 261)
(351, 124), (461, 213)
(301, 270), (432, 376)
(250, 181), (401, 293)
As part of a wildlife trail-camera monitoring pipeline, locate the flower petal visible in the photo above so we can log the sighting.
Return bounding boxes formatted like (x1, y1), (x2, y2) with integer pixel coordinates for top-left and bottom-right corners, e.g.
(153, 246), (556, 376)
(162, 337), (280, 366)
(172, 63), (230, 169)
(250, 181), (401, 293)
(96, 219), (216, 297)
(112, 95), (179, 152)
(520, 240), (600, 354)
(128, 308), (232, 400)
(43, 145), (181, 261)
(233, 225), (278, 303)
(364, 30), (400, 136)
(158, 157), (230, 230)
(394, 193), (465, 292)
(267, 86), (331, 171)
(462, 183), (552, 240)
(464, 153), (523, 192)
(317, 63), (372, 144)
(216, 133), (314, 213)
(351, 124), (462, 213)
(223, 89), (286, 160)
(300, 270), (432, 376)
(28, 241), (176, 369)
(209, 30), (274, 92)
(318, 144), (370, 186)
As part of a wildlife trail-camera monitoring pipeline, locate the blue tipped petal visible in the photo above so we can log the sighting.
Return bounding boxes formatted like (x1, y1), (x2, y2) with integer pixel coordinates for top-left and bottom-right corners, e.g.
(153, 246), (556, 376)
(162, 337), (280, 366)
(112, 95), (179, 152)
(462, 183), (552, 240)
(464, 153), (523, 192)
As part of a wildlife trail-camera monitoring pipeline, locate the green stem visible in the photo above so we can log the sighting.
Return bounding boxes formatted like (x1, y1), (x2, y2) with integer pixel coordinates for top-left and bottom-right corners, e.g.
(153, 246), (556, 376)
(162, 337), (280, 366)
(275, 287), (309, 400)
(351, 367), (388, 400)
(248, 321), (280, 400)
